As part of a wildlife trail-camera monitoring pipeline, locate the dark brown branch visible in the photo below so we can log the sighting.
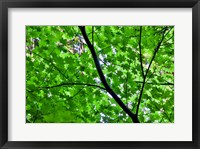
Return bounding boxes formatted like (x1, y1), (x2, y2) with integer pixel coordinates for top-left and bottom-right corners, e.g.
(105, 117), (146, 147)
(125, 69), (128, 104)
(135, 81), (174, 86)
(39, 82), (106, 91)
(79, 26), (139, 123)
(92, 26), (94, 46)
(139, 26), (145, 78)
(145, 66), (157, 83)
(136, 27), (171, 116)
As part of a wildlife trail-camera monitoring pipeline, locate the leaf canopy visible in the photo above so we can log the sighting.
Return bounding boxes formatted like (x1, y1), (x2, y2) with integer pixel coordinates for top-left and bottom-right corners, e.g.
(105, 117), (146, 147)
(26, 26), (174, 123)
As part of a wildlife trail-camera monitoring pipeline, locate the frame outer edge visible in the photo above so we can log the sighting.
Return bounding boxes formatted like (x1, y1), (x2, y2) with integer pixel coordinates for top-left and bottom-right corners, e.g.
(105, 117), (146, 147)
(0, 0), (2, 146)
(192, 1), (199, 148)
(0, 0), (198, 8)
(0, 1), (199, 149)
(0, 0), (4, 148)
(198, 2), (200, 149)
(1, 0), (8, 148)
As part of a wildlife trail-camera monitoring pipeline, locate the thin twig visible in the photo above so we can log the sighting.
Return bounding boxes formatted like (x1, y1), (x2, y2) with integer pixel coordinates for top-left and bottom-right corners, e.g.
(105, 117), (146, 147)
(135, 81), (174, 86)
(139, 26), (145, 78)
(39, 82), (106, 91)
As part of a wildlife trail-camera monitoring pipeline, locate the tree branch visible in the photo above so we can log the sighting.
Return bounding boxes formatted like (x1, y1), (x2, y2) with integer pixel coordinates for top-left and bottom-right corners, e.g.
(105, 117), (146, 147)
(136, 27), (171, 116)
(135, 81), (174, 86)
(39, 82), (106, 91)
(92, 26), (94, 46)
(139, 26), (145, 78)
(79, 26), (139, 123)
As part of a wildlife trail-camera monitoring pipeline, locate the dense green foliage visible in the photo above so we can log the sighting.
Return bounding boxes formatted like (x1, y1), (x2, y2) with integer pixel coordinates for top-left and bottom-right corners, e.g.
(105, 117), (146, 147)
(26, 26), (174, 123)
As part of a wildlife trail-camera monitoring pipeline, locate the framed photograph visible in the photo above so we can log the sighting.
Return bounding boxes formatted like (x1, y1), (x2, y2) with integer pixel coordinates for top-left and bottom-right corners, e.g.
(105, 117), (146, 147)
(0, 0), (199, 149)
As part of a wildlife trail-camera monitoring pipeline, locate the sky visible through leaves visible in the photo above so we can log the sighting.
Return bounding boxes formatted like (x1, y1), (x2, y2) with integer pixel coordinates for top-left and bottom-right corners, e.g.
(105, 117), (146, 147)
(26, 26), (174, 123)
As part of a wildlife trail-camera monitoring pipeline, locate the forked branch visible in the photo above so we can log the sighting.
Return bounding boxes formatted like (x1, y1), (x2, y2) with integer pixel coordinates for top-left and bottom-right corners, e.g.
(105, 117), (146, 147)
(79, 26), (139, 123)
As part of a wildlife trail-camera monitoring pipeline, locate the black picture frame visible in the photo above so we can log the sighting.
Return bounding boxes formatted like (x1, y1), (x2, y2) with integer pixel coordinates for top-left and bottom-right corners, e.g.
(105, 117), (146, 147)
(0, 0), (199, 149)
